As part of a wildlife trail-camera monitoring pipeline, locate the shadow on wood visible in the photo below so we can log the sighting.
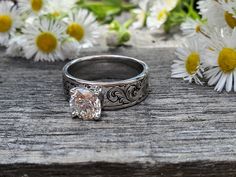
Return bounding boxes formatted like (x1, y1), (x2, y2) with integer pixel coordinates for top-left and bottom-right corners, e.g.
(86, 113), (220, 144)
(1, 161), (236, 177)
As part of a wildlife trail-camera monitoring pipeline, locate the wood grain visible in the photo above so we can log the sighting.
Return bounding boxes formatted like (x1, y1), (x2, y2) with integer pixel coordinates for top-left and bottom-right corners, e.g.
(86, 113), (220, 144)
(0, 46), (236, 176)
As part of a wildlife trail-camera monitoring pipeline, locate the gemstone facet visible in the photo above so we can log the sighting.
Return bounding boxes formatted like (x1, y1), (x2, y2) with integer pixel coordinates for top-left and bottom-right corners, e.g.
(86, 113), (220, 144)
(69, 86), (102, 120)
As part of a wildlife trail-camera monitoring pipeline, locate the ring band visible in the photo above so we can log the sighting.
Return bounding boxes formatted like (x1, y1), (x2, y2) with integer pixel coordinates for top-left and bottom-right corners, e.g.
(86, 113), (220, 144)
(63, 55), (149, 111)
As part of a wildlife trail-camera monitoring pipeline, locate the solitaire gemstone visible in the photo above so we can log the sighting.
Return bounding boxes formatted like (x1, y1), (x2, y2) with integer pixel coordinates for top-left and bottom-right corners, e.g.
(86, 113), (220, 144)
(69, 87), (101, 120)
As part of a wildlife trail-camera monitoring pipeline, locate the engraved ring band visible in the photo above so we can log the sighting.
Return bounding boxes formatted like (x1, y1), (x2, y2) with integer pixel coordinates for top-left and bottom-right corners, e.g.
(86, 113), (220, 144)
(62, 55), (149, 120)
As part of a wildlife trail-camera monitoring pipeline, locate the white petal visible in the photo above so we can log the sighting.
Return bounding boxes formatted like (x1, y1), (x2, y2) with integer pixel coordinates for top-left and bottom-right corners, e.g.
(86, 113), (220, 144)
(226, 72), (233, 92)
(234, 71), (236, 92)
(215, 74), (227, 92)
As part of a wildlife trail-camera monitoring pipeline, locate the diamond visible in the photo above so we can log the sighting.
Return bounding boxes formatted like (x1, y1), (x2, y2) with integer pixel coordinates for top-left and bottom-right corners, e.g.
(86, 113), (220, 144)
(69, 86), (102, 120)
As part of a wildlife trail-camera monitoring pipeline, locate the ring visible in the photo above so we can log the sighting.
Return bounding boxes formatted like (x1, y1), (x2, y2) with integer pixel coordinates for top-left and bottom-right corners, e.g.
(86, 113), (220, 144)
(62, 55), (149, 120)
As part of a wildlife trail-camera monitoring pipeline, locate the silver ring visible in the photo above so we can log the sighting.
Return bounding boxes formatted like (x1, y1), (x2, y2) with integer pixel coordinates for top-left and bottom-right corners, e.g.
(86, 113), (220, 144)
(62, 55), (149, 120)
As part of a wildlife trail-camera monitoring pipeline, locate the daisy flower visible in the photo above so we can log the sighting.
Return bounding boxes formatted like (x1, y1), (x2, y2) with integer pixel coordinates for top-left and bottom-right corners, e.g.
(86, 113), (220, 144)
(45, 0), (77, 17)
(204, 28), (236, 92)
(199, 0), (236, 30)
(0, 1), (21, 46)
(131, 0), (151, 29)
(18, 0), (46, 15)
(21, 18), (66, 62)
(146, 0), (169, 31)
(220, 0), (236, 29)
(6, 35), (25, 57)
(61, 38), (81, 60)
(181, 18), (205, 37)
(64, 9), (100, 48)
(171, 37), (205, 85)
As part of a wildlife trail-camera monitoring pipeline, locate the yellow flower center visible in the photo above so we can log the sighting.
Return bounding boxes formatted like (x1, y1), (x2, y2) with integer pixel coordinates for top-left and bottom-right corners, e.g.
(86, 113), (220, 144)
(185, 52), (200, 75)
(224, 11), (236, 29)
(157, 9), (167, 21)
(195, 25), (201, 33)
(66, 23), (85, 41)
(52, 11), (60, 17)
(0, 15), (12, 33)
(218, 48), (236, 73)
(31, 0), (43, 12)
(36, 32), (58, 53)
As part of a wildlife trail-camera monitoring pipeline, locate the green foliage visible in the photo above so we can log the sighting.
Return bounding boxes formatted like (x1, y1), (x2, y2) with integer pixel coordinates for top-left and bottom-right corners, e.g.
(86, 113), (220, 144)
(78, 0), (136, 23)
(164, 0), (200, 32)
(78, 0), (201, 46)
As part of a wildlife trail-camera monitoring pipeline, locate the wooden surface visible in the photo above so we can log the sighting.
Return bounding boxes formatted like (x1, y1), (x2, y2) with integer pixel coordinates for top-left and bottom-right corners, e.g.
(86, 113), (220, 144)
(0, 44), (236, 177)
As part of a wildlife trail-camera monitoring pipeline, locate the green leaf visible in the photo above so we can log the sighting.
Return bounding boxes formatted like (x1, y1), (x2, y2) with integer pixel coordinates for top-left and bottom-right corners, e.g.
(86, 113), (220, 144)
(102, 0), (135, 10)
(102, 0), (122, 7)
(164, 0), (200, 32)
(78, 0), (135, 23)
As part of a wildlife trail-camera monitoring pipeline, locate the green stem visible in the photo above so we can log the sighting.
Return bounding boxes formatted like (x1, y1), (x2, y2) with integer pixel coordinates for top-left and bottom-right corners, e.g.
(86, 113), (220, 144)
(124, 18), (135, 29)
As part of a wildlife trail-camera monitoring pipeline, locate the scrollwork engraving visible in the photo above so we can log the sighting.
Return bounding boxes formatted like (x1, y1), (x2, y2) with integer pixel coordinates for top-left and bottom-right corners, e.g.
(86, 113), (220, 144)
(106, 78), (148, 106)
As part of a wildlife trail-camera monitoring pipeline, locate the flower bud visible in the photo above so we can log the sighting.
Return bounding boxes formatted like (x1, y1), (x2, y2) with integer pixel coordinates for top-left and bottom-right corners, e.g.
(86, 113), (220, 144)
(106, 31), (120, 47)
(120, 31), (131, 43)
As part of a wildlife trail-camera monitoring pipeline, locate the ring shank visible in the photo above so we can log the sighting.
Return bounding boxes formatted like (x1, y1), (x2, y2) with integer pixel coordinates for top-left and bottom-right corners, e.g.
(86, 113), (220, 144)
(68, 57), (144, 82)
(63, 55), (149, 110)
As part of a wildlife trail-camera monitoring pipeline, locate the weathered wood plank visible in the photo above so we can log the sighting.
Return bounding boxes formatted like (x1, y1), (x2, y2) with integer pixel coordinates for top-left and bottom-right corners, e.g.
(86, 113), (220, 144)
(1, 161), (236, 177)
(0, 46), (236, 176)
